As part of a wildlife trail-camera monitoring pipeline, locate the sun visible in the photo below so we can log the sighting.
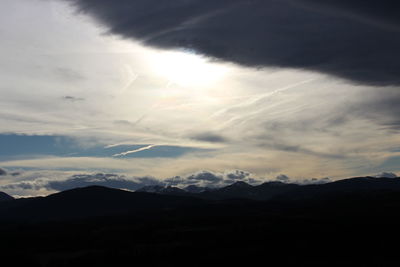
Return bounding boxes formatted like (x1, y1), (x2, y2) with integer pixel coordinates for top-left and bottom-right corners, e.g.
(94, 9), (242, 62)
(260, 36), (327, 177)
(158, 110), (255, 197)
(150, 50), (230, 87)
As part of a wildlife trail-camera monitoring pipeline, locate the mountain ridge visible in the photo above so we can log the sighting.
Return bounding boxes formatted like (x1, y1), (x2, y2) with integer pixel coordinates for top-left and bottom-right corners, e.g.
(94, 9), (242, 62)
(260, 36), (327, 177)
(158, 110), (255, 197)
(1, 176), (399, 222)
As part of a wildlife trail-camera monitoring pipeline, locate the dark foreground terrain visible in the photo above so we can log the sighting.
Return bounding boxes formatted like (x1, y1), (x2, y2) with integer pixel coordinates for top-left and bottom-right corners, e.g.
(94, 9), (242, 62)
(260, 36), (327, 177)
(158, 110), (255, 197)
(1, 177), (400, 266)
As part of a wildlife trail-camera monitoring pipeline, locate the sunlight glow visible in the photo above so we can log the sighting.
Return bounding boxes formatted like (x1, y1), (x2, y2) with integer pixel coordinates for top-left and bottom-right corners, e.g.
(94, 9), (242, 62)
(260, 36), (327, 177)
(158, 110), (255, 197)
(150, 51), (230, 87)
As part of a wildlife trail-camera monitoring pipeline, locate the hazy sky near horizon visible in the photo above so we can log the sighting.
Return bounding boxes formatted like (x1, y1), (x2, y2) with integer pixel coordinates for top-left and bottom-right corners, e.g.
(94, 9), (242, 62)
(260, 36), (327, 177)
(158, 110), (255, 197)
(0, 0), (399, 195)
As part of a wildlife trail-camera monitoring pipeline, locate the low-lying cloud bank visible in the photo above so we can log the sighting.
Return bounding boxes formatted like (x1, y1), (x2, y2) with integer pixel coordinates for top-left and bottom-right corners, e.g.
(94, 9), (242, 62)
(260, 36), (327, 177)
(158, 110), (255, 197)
(374, 172), (398, 179)
(0, 173), (162, 194)
(0, 168), (396, 197)
(1, 170), (261, 195)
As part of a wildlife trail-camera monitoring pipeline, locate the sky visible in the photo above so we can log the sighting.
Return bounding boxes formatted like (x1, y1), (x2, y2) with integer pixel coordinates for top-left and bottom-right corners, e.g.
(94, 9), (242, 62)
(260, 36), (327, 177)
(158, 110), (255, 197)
(0, 0), (399, 196)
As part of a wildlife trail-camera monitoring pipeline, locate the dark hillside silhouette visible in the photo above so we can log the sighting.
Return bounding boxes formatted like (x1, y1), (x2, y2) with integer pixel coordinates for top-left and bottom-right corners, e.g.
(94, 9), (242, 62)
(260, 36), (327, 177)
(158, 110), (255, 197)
(0, 186), (206, 222)
(0, 191), (13, 202)
(2, 176), (400, 266)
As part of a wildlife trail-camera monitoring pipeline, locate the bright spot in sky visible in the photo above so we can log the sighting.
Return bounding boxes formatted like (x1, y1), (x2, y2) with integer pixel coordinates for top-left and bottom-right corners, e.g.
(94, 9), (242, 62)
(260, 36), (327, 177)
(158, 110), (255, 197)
(150, 50), (230, 87)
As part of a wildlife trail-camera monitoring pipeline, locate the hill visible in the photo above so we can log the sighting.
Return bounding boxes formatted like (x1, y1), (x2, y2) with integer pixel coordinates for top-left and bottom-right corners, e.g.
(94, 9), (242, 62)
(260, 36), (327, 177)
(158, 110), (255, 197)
(0, 191), (13, 202)
(2, 177), (400, 266)
(0, 186), (206, 222)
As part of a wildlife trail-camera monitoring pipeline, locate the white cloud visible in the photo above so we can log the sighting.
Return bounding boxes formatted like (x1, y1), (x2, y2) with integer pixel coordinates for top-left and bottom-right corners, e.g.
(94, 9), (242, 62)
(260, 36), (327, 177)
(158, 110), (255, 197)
(374, 172), (398, 179)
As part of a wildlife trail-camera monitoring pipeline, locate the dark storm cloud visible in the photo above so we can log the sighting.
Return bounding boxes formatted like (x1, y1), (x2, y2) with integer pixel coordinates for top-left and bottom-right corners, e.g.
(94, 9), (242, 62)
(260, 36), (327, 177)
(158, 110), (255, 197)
(64, 0), (400, 85)
(298, 0), (400, 28)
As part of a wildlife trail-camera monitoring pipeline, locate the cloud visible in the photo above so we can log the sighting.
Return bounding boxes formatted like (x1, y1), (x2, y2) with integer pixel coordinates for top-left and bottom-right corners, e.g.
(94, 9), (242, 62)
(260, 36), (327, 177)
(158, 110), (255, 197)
(1, 173), (164, 193)
(2, 170), (258, 195)
(187, 171), (223, 183)
(0, 168), (7, 176)
(300, 177), (332, 185)
(165, 169), (261, 187)
(226, 170), (251, 180)
(276, 174), (290, 183)
(62, 96), (85, 102)
(273, 174), (332, 185)
(0, 168), (339, 197)
(64, 0), (400, 85)
(190, 132), (228, 143)
(54, 67), (86, 82)
(164, 171), (224, 187)
(349, 89), (400, 130)
(298, 0), (400, 28)
(374, 172), (398, 178)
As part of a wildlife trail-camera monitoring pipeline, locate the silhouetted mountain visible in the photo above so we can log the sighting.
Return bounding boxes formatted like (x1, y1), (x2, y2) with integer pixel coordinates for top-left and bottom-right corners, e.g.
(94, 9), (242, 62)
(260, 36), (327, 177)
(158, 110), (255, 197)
(135, 180), (301, 200)
(0, 186), (206, 222)
(252, 181), (300, 200)
(273, 177), (400, 202)
(136, 185), (188, 196)
(198, 180), (299, 200)
(0, 191), (13, 202)
(161, 186), (187, 194)
(200, 181), (255, 200)
(134, 178), (400, 201)
(184, 185), (211, 193)
(2, 177), (400, 266)
(136, 185), (165, 193)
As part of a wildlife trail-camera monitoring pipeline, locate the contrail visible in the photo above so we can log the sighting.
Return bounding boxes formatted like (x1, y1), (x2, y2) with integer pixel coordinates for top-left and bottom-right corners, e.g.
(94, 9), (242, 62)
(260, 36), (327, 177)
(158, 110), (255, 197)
(113, 144), (156, 157)
(209, 78), (316, 119)
(206, 78), (317, 131)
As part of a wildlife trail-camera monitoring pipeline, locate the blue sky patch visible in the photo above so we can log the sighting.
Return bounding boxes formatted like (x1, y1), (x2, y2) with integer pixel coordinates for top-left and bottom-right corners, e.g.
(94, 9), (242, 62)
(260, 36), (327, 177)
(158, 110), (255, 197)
(0, 134), (208, 160)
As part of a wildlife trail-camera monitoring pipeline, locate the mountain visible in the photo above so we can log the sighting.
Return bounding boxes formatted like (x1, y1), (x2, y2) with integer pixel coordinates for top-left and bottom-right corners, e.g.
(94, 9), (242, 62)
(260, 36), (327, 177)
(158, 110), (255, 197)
(199, 181), (299, 200)
(2, 177), (400, 266)
(2, 177), (400, 223)
(0, 186), (206, 222)
(273, 177), (400, 202)
(252, 181), (300, 200)
(135, 181), (300, 200)
(138, 184), (212, 194)
(136, 177), (400, 201)
(0, 191), (13, 202)
(184, 185), (211, 193)
(136, 185), (165, 193)
(136, 185), (187, 195)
